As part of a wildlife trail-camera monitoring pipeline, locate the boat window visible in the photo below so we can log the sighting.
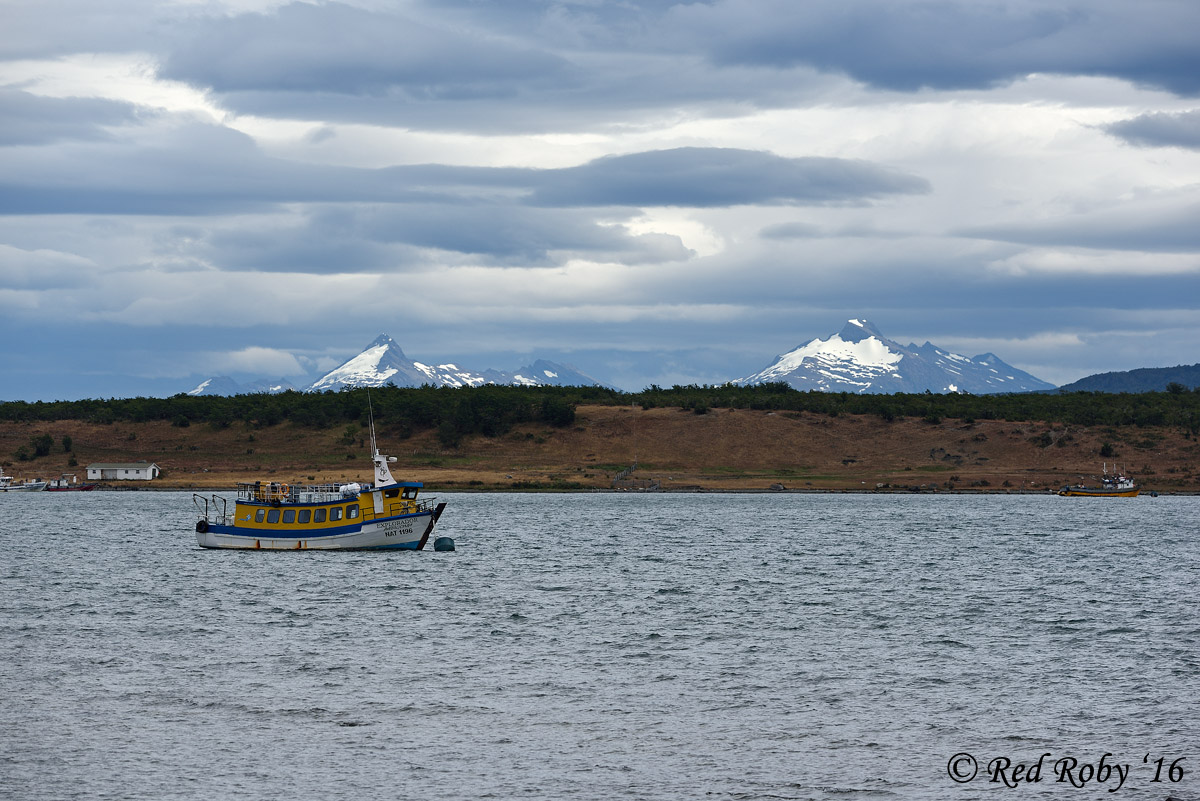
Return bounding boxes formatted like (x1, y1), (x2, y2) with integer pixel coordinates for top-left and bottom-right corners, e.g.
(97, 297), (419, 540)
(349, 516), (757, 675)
(384, 488), (399, 498)
(314, 509), (326, 523)
(347, 506), (359, 519)
(402, 487), (417, 499)
(282, 509), (296, 524)
(330, 507), (343, 521)
(255, 508), (266, 523)
(267, 509), (281, 524)
(298, 509), (311, 524)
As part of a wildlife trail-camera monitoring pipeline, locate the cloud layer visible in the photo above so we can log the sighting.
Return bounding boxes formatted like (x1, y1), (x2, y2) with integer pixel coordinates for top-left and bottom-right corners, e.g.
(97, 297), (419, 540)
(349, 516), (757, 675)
(2, 0), (1199, 399)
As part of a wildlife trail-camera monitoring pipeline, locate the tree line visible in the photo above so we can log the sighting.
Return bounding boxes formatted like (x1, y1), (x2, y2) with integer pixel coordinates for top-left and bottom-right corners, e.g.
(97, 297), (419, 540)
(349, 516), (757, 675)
(3, 382), (1199, 441)
(0, 385), (591, 448)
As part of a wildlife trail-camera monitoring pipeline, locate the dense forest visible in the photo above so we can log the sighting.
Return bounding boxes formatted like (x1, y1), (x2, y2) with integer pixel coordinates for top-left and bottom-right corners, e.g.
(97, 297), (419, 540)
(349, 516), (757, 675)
(3, 383), (1200, 445)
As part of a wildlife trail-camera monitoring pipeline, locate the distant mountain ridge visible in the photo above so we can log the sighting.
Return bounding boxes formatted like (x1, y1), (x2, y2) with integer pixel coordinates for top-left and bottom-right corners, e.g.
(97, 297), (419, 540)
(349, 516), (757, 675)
(187, 334), (610, 395)
(188, 324), (1056, 397)
(187, 377), (300, 396)
(735, 319), (1054, 394)
(1055, 364), (1200, 393)
(478, 359), (607, 388)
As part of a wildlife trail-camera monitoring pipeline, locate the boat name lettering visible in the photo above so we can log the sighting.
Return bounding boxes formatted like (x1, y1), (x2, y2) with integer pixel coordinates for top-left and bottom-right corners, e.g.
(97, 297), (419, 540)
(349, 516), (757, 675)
(383, 518), (415, 538)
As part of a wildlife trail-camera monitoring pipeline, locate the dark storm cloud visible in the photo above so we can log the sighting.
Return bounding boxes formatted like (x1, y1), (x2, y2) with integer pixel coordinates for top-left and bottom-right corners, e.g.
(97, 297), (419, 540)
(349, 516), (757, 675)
(759, 221), (826, 240)
(668, 0), (1200, 96)
(0, 89), (140, 146)
(529, 148), (930, 207)
(0, 120), (485, 215)
(0, 134), (922, 267)
(147, 0), (802, 133)
(1, 118), (928, 222)
(0, 0), (156, 59)
(354, 204), (691, 264)
(958, 201), (1200, 253)
(139, 0), (1200, 136)
(193, 204), (691, 272)
(199, 216), (403, 274)
(757, 221), (912, 240)
(1104, 110), (1200, 150)
(157, 2), (568, 97)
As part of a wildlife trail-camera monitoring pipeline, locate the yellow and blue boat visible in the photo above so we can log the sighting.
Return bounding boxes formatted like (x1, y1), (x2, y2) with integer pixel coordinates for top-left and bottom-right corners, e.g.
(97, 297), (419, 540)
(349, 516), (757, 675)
(193, 437), (446, 550)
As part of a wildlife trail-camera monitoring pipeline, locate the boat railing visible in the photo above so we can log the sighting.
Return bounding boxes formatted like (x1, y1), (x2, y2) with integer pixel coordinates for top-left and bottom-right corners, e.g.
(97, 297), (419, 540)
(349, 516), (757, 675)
(235, 481), (372, 505)
(193, 493), (231, 526)
(216, 482), (437, 518)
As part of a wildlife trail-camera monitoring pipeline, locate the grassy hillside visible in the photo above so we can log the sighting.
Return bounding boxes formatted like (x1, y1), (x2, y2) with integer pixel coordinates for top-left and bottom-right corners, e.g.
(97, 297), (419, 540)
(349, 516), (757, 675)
(4, 404), (1198, 493)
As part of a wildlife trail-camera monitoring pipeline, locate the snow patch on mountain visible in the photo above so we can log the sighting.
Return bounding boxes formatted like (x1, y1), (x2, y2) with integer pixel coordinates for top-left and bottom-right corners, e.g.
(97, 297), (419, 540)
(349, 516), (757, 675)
(754, 331), (902, 382)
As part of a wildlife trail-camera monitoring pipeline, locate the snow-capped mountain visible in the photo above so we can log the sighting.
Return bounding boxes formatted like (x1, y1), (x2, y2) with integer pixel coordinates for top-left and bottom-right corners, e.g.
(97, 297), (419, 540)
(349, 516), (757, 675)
(187, 376), (299, 396)
(306, 335), (608, 392)
(307, 334), (488, 391)
(735, 319), (1054, 394)
(479, 359), (608, 388)
(187, 377), (243, 397)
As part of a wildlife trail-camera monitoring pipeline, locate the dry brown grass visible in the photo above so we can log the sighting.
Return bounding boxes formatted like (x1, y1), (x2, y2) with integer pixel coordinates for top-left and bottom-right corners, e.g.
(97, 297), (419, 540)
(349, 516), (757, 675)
(3, 405), (1198, 492)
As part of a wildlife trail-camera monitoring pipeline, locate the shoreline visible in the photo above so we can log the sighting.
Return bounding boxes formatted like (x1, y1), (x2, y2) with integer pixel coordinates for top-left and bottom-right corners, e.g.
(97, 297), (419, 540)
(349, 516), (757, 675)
(6, 406), (1198, 495)
(59, 484), (1189, 496)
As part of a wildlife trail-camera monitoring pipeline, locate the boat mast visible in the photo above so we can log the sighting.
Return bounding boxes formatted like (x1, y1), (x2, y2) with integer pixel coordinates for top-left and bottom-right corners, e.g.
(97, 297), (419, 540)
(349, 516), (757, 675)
(367, 389), (396, 486)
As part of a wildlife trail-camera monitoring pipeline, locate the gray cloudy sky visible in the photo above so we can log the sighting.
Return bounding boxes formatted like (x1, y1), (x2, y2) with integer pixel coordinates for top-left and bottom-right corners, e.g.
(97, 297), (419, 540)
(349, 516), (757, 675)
(2, 0), (1199, 399)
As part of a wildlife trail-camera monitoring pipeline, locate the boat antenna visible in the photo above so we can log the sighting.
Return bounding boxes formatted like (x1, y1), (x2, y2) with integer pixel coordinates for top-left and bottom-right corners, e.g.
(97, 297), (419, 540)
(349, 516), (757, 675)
(368, 388), (378, 457)
(366, 387), (395, 486)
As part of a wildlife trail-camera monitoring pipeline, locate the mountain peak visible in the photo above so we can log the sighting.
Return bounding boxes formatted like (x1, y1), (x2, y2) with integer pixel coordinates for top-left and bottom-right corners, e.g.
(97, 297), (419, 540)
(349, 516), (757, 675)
(307, 335), (414, 391)
(737, 320), (1053, 394)
(368, 333), (398, 348)
(838, 318), (886, 342)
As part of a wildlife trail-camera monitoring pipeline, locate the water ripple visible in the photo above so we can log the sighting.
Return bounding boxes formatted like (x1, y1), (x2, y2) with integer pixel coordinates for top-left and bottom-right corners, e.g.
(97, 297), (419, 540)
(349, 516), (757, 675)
(1, 491), (1198, 799)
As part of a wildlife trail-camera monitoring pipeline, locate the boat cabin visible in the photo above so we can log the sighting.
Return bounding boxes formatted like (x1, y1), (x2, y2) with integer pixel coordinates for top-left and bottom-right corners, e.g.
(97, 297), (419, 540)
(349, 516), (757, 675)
(229, 479), (431, 533)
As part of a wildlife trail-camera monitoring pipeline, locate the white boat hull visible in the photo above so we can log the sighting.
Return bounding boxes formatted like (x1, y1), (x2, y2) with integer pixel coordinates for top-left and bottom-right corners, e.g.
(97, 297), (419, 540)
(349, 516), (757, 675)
(0, 481), (47, 492)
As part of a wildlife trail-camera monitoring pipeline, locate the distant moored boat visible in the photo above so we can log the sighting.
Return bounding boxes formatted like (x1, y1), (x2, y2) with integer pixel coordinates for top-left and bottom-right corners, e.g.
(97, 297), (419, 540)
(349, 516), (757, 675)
(45, 473), (98, 492)
(0, 466), (47, 493)
(1058, 465), (1139, 497)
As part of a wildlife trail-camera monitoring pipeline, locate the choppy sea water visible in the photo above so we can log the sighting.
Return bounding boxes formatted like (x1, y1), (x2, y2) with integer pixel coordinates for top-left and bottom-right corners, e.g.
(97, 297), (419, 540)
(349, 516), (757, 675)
(1, 491), (1197, 800)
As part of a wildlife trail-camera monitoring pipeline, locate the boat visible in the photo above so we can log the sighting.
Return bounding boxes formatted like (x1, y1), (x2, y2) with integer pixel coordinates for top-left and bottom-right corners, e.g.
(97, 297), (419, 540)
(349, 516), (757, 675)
(0, 466), (47, 492)
(1058, 465), (1139, 497)
(192, 423), (446, 551)
(45, 473), (98, 492)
